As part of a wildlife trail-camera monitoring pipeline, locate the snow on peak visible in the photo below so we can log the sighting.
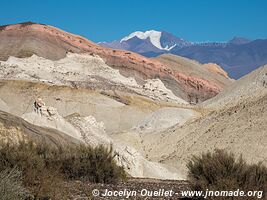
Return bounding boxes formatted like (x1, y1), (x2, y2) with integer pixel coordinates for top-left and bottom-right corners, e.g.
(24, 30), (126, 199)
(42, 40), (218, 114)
(120, 30), (173, 50)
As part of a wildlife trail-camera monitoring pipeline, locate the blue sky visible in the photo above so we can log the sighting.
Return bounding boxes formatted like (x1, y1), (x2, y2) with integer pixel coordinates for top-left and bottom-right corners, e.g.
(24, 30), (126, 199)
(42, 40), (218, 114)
(1, 0), (267, 42)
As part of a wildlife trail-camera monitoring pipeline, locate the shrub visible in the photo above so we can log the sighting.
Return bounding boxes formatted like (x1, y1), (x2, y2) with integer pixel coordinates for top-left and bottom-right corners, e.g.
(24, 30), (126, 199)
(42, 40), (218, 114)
(0, 141), (126, 198)
(187, 149), (267, 200)
(56, 145), (126, 183)
(0, 168), (27, 200)
(0, 142), (67, 199)
(0, 142), (47, 184)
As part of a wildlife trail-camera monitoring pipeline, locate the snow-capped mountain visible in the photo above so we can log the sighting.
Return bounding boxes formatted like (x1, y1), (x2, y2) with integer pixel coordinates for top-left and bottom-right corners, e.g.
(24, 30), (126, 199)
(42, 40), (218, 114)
(99, 30), (190, 55)
(100, 31), (267, 79)
(120, 30), (178, 50)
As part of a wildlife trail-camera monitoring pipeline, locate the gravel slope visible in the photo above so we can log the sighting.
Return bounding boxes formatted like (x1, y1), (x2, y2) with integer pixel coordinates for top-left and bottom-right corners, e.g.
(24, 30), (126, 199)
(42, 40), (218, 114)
(202, 64), (267, 109)
(139, 66), (267, 176)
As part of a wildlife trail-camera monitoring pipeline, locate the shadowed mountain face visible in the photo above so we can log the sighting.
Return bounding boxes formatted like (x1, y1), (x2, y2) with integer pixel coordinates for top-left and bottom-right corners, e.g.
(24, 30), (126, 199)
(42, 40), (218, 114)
(100, 30), (267, 79)
(0, 22), (232, 103)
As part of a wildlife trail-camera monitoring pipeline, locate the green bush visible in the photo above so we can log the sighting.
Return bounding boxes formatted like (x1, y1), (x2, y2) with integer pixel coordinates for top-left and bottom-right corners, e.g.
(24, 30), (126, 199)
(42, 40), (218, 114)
(0, 141), (126, 198)
(187, 149), (267, 200)
(0, 168), (27, 200)
(56, 145), (126, 183)
(0, 142), (48, 185)
(0, 142), (126, 183)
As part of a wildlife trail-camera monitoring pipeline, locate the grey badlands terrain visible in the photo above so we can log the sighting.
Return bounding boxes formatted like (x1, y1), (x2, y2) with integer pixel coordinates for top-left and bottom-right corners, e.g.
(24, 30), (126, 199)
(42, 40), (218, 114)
(0, 22), (266, 182)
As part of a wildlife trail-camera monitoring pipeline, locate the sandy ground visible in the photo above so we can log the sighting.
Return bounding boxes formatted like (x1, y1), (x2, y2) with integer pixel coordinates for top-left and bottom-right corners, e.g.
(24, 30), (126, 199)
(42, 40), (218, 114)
(0, 98), (9, 112)
(133, 107), (197, 133)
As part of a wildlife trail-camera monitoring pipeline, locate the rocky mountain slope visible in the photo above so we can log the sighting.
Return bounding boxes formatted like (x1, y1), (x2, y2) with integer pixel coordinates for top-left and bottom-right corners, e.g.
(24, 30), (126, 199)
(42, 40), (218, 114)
(135, 65), (267, 175)
(0, 22), (232, 103)
(1, 22), (265, 182)
(108, 65), (266, 177)
(202, 64), (267, 108)
(154, 54), (233, 102)
(101, 30), (267, 79)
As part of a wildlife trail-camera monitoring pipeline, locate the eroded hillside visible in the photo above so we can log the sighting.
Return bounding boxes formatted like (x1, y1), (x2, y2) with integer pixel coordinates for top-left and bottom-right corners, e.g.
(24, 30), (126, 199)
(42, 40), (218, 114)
(0, 22), (232, 103)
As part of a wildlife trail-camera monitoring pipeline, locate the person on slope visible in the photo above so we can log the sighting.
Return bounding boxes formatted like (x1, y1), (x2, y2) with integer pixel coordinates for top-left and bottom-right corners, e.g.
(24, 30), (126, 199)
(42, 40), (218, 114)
(34, 97), (45, 115)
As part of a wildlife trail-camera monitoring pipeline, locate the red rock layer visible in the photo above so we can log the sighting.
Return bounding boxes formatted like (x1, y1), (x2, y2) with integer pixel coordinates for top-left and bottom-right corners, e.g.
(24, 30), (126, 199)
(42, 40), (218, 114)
(0, 22), (223, 102)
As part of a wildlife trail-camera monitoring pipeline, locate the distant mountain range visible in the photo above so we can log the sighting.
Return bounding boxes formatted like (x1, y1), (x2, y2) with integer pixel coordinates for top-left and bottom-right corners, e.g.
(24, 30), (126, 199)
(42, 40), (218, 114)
(100, 30), (190, 53)
(100, 31), (267, 79)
